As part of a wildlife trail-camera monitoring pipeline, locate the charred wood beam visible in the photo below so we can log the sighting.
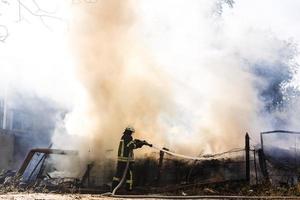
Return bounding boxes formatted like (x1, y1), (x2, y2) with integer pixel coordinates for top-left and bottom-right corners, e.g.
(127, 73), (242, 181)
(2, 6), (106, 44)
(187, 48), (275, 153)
(81, 162), (94, 187)
(156, 147), (168, 184)
(253, 149), (258, 184)
(261, 130), (300, 134)
(17, 148), (78, 176)
(29, 148), (78, 155)
(245, 133), (250, 183)
(158, 150), (164, 174)
(258, 148), (269, 182)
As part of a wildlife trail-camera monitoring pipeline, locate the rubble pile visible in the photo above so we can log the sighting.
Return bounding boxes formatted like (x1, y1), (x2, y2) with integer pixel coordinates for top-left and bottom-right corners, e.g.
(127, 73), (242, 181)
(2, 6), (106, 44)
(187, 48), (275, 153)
(0, 147), (247, 195)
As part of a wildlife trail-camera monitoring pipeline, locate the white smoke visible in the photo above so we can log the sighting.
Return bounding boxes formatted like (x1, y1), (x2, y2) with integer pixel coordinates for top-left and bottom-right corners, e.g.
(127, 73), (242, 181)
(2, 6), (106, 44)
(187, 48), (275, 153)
(132, 0), (300, 153)
(0, 0), (81, 107)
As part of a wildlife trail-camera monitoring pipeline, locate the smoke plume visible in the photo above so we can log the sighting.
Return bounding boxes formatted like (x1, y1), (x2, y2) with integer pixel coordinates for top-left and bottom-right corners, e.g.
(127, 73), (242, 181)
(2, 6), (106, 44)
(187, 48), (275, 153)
(66, 0), (172, 162)
(57, 0), (300, 160)
(131, 0), (300, 153)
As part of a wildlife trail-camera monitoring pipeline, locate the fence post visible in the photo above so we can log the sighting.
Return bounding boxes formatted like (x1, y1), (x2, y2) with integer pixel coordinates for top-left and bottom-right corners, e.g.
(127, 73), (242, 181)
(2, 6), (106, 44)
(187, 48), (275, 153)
(245, 133), (250, 183)
(253, 149), (258, 184)
(156, 148), (166, 185)
(258, 148), (269, 182)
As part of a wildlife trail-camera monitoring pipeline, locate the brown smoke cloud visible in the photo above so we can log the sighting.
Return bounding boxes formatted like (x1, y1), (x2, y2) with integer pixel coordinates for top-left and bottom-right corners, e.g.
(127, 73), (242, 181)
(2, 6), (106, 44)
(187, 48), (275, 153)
(69, 0), (172, 162)
(64, 0), (266, 162)
(56, 0), (284, 167)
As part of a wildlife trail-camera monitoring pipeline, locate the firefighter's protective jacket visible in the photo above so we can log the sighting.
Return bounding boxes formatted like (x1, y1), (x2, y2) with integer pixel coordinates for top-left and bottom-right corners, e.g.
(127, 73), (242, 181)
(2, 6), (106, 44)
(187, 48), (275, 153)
(117, 133), (141, 162)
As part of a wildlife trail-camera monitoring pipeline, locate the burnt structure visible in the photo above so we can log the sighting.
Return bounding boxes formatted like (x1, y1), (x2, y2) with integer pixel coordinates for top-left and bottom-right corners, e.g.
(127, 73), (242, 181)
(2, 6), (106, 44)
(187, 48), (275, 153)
(259, 130), (300, 185)
(0, 90), (67, 171)
(0, 133), (257, 193)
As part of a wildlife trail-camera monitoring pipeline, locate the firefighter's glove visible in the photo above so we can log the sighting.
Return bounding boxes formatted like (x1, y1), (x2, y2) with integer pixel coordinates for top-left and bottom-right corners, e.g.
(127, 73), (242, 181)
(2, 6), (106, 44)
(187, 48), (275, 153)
(134, 139), (144, 148)
(134, 139), (153, 148)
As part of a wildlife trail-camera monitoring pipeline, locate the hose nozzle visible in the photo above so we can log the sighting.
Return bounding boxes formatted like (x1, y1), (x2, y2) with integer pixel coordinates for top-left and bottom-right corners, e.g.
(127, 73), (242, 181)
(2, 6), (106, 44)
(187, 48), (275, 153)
(143, 140), (152, 147)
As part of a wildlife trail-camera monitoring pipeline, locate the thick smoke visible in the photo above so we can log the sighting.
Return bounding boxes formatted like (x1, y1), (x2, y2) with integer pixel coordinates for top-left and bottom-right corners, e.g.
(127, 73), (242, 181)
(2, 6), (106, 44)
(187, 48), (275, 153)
(51, 0), (300, 164)
(132, 0), (300, 153)
(66, 0), (172, 162)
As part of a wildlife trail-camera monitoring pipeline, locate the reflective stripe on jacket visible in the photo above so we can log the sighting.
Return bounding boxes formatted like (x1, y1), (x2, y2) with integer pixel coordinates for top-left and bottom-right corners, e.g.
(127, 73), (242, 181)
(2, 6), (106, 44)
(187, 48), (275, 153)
(117, 133), (135, 162)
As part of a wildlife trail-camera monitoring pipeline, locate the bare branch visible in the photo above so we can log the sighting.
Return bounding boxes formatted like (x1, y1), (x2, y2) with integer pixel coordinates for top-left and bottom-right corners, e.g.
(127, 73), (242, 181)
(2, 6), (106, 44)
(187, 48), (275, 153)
(17, 0), (62, 30)
(1, 0), (9, 5)
(0, 25), (9, 42)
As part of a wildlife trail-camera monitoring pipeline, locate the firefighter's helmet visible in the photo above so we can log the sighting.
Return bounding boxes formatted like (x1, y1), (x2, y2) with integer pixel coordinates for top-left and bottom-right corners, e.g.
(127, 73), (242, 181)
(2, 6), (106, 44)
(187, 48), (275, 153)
(125, 126), (135, 133)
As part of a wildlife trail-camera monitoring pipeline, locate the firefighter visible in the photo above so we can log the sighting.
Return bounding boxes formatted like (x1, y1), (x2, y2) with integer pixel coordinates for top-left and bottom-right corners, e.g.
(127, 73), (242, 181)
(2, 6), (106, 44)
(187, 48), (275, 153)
(112, 126), (150, 192)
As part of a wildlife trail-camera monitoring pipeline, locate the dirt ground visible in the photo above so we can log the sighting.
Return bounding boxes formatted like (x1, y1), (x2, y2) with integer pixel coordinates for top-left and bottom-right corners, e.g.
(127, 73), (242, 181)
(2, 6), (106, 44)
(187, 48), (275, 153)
(0, 193), (168, 200)
(2, 193), (300, 200)
(0, 193), (116, 200)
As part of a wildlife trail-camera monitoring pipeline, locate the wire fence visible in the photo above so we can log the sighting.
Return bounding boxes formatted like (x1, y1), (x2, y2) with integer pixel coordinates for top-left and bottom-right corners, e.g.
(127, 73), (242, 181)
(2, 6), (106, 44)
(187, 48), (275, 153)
(133, 147), (250, 188)
(11, 133), (260, 191)
(261, 130), (300, 185)
(14, 131), (300, 189)
(83, 134), (256, 189)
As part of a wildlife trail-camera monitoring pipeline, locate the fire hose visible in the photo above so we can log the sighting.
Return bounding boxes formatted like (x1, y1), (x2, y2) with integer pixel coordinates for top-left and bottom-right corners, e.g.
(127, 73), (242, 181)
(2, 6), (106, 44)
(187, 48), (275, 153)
(107, 141), (244, 198)
(111, 157), (130, 195)
(109, 141), (209, 196)
(151, 145), (205, 160)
